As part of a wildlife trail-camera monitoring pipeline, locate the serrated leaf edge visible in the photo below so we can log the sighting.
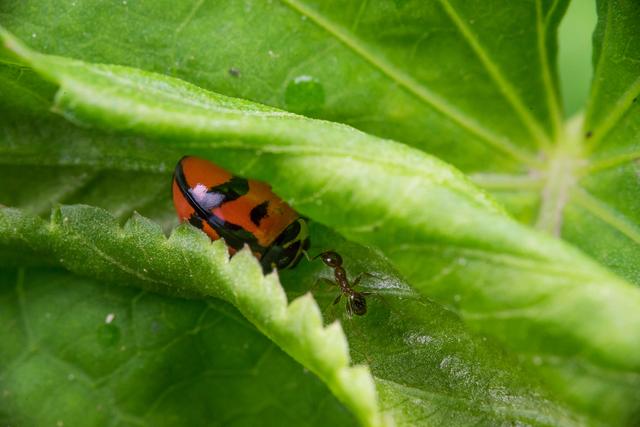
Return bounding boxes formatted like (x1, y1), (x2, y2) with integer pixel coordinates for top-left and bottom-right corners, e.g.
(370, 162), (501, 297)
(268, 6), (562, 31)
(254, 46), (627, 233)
(0, 205), (388, 427)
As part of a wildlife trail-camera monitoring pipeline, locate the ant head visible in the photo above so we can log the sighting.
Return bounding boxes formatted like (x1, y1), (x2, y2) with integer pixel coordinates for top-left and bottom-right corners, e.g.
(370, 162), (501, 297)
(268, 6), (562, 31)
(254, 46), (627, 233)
(317, 251), (343, 268)
(349, 293), (367, 316)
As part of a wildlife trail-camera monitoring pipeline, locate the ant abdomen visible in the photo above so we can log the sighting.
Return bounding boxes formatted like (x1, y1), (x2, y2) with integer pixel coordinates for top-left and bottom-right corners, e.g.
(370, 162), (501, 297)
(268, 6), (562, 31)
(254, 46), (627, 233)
(349, 294), (367, 316)
(314, 250), (370, 317)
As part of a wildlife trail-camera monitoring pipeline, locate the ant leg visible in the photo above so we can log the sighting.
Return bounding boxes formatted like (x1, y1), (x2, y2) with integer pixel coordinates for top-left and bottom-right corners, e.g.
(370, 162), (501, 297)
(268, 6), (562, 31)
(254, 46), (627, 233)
(345, 299), (354, 318)
(312, 250), (333, 261)
(352, 272), (382, 287)
(333, 293), (342, 305)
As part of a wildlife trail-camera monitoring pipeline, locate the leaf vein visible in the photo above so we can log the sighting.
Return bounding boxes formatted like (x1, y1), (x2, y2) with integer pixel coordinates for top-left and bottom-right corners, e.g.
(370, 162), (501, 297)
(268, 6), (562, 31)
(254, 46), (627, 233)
(572, 188), (640, 245)
(175, 0), (205, 35)
(279, 0), (537, 165)
(587, 75), (640, 151)
(438, 0), (554, 147)
(535, 0), (563, 138)
(582, 151), (640, 174)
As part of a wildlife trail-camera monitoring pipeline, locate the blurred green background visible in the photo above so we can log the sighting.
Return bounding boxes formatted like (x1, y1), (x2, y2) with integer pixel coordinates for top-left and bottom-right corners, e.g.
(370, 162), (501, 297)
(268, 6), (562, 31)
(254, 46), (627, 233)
(558, 0), (597, 117)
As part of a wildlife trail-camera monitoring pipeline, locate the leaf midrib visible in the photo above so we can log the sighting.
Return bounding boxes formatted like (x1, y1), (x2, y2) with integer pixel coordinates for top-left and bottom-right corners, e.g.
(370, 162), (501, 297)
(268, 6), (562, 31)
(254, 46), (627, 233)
(535, 139), (582, 235)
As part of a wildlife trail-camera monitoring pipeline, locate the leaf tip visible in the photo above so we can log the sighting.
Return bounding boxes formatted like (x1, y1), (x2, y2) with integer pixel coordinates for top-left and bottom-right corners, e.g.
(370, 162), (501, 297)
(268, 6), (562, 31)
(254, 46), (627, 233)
(286, 292), (323, 330)
(318, 320), (350, 366)
(123, 212), (164, 237)
(262, 270), (288, 314)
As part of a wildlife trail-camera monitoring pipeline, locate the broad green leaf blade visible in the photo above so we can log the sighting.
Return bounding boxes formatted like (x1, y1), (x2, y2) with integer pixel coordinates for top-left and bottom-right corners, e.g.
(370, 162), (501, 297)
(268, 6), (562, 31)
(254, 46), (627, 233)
(557, 0), (597, 116)
(0, 0), (565, 172)
(2, 31), (640, 423)
(6, 1), (639, 296)
(563, 0), (640, 284)
(0, 207), (384, 427)
(0, 206), (586, 426)
(0, 267), (358, 427)
(0, 122), (616, 422)
(585, 0), (640, 141)
(0, 0), (620, 288)
(7, 1), (639, 289)
(456, 0), (640, 288)
(0, 120), (629, 421)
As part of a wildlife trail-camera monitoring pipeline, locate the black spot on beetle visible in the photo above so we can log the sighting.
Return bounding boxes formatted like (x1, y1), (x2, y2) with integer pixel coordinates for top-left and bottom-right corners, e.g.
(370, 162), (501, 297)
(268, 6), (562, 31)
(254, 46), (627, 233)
(208, 215), (265, 253)
(229, 67), (241, 77)
(208, 176), (249, 204)
(250, 201), (270, 226)
(586, 131), (593, 139)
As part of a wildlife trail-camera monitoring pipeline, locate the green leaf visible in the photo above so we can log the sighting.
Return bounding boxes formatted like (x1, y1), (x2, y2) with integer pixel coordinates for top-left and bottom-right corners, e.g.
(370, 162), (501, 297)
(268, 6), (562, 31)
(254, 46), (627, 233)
(557, 0), (597, 116)
(2, 0), (640, 422)
(565, 0), (640, 285)
(0, 205), (384, 427)
(0, 0), (566, 170)
(3, 0), (638, 300)
(2, 29), (640, 423)
(0, 267), (358, 426)
(0, 205), (586, 426)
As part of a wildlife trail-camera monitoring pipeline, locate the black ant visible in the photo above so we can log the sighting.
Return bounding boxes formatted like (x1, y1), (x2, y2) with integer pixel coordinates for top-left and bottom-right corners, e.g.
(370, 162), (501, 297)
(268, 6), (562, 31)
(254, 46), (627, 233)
(314, 251), (372, 316)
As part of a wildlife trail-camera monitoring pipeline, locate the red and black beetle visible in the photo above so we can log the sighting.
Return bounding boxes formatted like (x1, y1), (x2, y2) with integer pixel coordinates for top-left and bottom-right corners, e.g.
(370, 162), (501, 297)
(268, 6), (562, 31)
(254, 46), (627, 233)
(172, 156), (310, 273)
